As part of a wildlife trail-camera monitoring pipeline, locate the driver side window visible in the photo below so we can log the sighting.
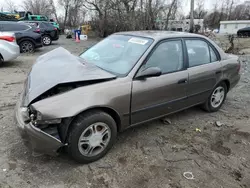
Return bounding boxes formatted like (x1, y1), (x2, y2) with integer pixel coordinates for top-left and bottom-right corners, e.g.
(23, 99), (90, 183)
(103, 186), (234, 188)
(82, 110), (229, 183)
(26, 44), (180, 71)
(143, 40), (184, 74)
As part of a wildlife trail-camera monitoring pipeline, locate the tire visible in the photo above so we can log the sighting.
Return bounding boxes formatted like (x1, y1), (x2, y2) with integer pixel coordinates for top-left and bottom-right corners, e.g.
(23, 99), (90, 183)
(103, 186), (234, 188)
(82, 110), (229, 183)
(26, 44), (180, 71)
(202, 82), (227, 112)
(67, 111), (117, 163)
(42, 35), (52, 46)
(0, 55), (3, 66)
(20, 40), (35, 53)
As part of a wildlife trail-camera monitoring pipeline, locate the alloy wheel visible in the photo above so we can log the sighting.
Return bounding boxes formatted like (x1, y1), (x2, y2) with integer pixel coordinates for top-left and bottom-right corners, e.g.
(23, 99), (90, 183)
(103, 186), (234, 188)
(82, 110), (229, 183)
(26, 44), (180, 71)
(78, 122), (111, 157)
(210, 86), (225, 108)
(43, 36), (51, 45)
(21, 41), (34, 53)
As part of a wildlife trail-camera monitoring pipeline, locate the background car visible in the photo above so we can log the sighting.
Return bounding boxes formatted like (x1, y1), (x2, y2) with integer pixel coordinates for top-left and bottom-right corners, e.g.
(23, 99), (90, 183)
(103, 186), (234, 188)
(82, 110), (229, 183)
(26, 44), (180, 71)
(0, 32), (20, 64)
(237, 27), (250, 37)
(19, 21), (59, 45)
(0, 21), (42, 53)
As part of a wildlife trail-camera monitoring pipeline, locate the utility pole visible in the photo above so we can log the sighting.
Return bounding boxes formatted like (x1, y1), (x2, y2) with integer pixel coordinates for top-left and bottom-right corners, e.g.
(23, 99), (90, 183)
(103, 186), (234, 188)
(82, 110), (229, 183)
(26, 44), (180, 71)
(190, 0), (194, 33)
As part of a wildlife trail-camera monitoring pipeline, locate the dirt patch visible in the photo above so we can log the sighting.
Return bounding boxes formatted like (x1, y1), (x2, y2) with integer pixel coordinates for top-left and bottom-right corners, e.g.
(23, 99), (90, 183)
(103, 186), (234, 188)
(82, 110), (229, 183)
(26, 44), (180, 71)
(231, 170), (243, 182)
(211, 140), (232, 156)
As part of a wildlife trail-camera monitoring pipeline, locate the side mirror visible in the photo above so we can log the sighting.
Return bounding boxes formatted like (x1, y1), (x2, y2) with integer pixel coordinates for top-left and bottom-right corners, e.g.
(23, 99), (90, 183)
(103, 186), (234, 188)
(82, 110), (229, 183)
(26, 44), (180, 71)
(136, 67), (162, 79)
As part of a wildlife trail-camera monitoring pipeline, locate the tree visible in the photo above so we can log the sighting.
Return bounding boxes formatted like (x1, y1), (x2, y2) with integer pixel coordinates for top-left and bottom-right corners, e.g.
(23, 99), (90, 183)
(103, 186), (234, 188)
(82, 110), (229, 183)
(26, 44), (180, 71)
(165, 0), (178, 30)
(6, 0), (16, 12)
(225, 0), (234, 20)
(59, 0), (87, 29)
(23, 0), (53, 16)
(49, 0), (59, 23)
(47, 0), (183, 36)
(186, 0), (207, 20)
(59, 0), (71, 29)
(195, 0), (207, 19)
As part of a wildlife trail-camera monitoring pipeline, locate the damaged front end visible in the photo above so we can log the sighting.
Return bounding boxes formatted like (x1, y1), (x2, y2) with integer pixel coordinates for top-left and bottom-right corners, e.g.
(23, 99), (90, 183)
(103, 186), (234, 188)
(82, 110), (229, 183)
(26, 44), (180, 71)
(15, 97), (67, 156)
(14, 47), (116, 156)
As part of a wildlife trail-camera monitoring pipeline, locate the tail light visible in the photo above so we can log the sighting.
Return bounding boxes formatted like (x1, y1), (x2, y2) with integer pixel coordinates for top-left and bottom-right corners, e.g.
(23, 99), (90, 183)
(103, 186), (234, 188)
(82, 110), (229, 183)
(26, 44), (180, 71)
(0, 36), (15, 42)
(54, 28), (57, 31)
(35, 28), (40, 33)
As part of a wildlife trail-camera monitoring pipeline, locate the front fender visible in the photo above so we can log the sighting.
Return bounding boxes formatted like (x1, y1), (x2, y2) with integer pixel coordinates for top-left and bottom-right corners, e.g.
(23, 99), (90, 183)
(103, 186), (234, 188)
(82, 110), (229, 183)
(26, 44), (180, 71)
(30, 78), (132, 127)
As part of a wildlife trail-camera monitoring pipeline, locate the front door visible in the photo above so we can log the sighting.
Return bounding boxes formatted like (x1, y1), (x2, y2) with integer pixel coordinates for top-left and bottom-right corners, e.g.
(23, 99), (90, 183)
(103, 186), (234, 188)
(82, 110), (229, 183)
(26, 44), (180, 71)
(184, 39), (222, 105)
(131, 39), (188, 125)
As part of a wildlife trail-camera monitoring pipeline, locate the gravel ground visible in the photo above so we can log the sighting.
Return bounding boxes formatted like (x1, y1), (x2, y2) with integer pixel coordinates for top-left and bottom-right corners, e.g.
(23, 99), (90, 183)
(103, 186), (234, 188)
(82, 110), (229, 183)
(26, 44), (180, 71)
(0, 36), (250, 188)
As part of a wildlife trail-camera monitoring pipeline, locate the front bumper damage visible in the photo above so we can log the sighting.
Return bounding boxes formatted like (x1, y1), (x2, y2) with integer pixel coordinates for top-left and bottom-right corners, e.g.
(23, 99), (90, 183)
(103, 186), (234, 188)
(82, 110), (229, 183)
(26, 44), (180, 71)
(14, 101), (65, 156)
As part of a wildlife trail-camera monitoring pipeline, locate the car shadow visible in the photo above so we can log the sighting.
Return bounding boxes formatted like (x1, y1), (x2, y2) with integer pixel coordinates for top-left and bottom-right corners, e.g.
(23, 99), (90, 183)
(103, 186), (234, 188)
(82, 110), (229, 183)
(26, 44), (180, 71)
(5, 105), (210, 174)
(0, 60), (23, 68)
(119, 106), (204, 138)
(9, 106), (205, 166)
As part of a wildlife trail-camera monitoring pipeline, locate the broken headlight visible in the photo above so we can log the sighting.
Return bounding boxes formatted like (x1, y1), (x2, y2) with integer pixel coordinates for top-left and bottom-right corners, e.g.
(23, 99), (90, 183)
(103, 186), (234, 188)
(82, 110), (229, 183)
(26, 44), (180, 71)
(30, 110), (61, 125)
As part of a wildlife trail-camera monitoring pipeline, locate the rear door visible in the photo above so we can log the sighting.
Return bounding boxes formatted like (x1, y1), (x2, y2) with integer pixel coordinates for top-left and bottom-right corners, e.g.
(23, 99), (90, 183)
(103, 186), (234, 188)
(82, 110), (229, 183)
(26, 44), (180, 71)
(131, 39), (189, 124)
(185, 38), (222, 105)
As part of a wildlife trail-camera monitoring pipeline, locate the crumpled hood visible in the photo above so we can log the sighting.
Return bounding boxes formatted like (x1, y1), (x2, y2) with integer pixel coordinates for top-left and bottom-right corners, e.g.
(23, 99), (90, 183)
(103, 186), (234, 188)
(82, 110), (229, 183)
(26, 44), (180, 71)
(23, 47), (116, 105)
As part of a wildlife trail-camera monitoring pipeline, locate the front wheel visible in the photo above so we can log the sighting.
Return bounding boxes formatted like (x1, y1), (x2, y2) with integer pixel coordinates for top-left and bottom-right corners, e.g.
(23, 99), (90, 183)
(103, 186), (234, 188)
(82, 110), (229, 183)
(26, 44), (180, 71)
(67, 111), (117, 163)
(202, 82), (227, 112)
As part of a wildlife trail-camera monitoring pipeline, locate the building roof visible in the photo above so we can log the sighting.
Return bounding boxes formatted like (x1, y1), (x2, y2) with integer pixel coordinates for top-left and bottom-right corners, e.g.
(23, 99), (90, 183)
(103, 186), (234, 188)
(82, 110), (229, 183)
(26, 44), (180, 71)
(220, 20), (250, 24)
(114, 30), (201, 40)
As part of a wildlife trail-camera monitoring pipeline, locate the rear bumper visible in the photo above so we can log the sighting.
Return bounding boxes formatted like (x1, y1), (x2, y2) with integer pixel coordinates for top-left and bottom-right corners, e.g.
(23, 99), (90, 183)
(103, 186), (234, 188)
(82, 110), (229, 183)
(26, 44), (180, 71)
(14, 101), (64, 156)
(52, 35), (59, 41)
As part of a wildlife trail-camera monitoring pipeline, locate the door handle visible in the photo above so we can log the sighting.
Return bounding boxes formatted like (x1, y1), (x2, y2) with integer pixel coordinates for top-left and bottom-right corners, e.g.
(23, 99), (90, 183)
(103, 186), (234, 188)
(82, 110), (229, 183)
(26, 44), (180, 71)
(178, 79), (188, 84)
(215, 70), (222, 74)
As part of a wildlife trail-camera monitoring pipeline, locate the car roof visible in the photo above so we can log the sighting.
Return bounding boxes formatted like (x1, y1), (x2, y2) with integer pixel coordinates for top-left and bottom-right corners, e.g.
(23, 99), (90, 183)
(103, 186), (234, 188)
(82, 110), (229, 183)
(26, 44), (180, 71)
(0, 21), (31, 27)
(239, 27), (250, 31)
(114, 30), (203, 41)
(0, 21), (24, 24)
(21, 21), (43, 23)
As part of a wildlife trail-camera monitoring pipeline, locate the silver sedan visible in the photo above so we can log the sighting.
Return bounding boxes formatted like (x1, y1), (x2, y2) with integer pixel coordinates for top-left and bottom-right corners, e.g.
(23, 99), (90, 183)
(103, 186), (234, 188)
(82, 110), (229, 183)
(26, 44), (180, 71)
(0, 32), (20, 64)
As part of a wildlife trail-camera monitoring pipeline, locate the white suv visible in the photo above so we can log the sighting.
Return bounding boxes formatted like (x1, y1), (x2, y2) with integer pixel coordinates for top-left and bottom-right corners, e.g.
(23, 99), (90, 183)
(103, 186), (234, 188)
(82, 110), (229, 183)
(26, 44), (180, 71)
(0, 32), (20, 64)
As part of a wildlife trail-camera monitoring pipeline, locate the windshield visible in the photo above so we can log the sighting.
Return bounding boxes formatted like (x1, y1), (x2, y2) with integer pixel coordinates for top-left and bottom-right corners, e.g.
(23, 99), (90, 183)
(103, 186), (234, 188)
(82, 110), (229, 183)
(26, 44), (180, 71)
(80, 35), (153, 76)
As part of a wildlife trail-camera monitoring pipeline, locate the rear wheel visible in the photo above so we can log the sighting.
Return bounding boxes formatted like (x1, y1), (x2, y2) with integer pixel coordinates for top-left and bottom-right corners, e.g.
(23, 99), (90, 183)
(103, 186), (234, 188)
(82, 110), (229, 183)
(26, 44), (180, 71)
(42, 35), (52, 46)
(67, 111), (117, 163)
(20, 40), (35, 53)
(202, 82), (227, 112)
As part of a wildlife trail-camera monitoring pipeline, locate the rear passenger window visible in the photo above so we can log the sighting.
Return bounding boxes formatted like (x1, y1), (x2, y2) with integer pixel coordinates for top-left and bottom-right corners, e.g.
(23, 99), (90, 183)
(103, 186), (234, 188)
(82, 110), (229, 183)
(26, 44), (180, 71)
(39, 23), (46, 28)
(2, 23), (30, 31)
(2, 24), (14, 31)
(186, 40), (210, 67)
(43, 23), (54, 29)
(209, 46), (218, 62)
(18, 24), (30, 31)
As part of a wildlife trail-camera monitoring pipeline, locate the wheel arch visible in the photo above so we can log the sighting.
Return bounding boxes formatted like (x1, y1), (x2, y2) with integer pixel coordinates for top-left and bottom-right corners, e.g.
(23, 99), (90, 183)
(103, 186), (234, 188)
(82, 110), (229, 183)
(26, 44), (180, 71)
(65, 106), (122, 142)
(17, 37), (36, 45)
(219, 79), (230, 92)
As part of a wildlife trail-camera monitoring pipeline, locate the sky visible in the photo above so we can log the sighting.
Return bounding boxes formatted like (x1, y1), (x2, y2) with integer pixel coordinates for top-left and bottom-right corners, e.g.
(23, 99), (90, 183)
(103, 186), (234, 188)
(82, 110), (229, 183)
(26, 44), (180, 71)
(0, 0), (245, 16)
